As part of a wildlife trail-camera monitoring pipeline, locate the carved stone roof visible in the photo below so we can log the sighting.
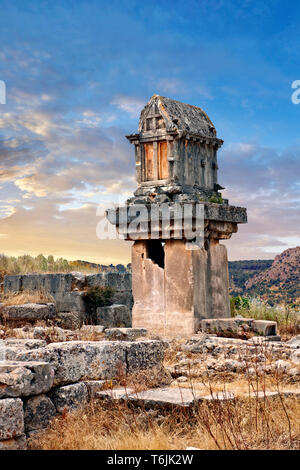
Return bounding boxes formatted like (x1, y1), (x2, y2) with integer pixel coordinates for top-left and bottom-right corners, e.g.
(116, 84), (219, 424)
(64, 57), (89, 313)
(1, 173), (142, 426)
(138, 94), (217, 138)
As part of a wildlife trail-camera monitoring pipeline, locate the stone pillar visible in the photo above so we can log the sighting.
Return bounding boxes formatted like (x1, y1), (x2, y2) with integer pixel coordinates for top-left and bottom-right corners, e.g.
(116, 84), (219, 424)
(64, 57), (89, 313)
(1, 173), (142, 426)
(206, 239), (231, 318)
(131, 237), (231, 336)
(164, 240), (194, 335)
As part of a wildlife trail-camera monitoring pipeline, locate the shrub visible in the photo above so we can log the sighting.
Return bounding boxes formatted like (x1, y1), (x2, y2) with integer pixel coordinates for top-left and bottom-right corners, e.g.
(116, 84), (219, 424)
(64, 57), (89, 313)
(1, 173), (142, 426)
(82, 286), (114, 323)
(209, 195), (223, 204)
(230, 296), (250, 316)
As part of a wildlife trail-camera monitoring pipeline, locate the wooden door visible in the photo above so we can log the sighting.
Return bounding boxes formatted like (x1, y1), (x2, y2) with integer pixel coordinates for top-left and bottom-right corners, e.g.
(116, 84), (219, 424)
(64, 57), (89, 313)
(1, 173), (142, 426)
(158, 141), (168, 179)
(145, 143), (154, 181)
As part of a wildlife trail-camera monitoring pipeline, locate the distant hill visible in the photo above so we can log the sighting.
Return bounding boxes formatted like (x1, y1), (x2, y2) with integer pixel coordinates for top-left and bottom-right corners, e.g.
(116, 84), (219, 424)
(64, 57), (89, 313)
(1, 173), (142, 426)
(244, 247), (300, 305)
(228, 259), (273, 296)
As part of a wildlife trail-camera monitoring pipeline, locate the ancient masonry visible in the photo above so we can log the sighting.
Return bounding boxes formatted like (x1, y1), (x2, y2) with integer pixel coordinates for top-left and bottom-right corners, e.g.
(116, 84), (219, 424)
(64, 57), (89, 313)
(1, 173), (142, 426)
(107, 94), (247, 335)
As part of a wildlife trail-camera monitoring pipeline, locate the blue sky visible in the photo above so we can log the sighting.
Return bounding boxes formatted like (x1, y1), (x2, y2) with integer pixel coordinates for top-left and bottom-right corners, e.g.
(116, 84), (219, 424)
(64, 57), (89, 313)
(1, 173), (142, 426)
(0, 0), (299, 263)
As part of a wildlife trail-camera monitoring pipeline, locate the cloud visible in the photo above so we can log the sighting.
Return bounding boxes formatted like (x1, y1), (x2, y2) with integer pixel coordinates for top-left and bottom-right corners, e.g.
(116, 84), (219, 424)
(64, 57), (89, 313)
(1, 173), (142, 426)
(0, 198), (131, 264)
(219, 142), (300, 259)
(157, 78), (183, 94)
(111, 95), (145, 117)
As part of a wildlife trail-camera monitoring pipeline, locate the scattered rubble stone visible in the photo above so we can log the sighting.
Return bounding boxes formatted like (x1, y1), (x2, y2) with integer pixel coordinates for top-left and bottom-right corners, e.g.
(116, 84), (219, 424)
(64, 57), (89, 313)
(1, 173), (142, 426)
(80, 325), (105, 338)
(177, 376), (188, 383)
(55, 311), (83, 330)
(287, 335), (300, 348)
(33, 326), (76, 342)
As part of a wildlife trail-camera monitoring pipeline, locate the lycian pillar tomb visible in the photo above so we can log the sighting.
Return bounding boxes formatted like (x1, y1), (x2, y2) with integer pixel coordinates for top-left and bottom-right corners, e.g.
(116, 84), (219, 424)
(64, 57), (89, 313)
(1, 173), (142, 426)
(106, 95), (247, 336)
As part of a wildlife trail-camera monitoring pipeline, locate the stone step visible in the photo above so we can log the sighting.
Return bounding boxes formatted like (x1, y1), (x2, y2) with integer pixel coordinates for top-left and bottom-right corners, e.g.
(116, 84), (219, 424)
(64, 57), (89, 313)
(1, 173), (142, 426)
(96, 386), (235, 408)
(96, 386), (300, 408)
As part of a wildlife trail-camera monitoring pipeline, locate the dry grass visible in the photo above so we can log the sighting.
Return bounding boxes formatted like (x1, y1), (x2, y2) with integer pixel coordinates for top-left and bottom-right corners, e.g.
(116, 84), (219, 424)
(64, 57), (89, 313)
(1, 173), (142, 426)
(28, 394), (300, 450)
(118, 366), (172, 392)
(2, 289), (54, 306)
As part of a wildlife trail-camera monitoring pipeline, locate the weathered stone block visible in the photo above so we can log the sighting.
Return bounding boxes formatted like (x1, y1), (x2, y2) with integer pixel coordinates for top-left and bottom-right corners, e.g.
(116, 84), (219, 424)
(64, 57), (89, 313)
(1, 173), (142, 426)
(16, 341), (127, 385)
(0, 398), (24, 439)
(105, 328), (147, 341)
(97, 387), (234, 408)
(111, 291), (133, 310)
(3, 275), (21, 293)
(96, 304), (131, 327)
(201, 318), (277, 336)
(16, 340), (165, 385)
(0, 361), (54, 398)
(126, 340), (165, 373)
(50, 383), (88, 413)
(0, 338), (46, 361)
(24, 394), (56, 432)
(85, 273), (106, 288)
(86, 273), (131, 291)
(252, 320), (277, 336)
(1, 303), (56, 322)
(201, 317), (253, 334)
(54, 292), (85, 313)
(20, 274), (73, 293)
(105, 272), (132, 291)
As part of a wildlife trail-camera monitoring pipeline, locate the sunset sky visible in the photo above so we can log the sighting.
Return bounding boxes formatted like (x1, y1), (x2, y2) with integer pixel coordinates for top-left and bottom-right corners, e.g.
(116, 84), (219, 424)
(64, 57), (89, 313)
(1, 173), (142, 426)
(0, 0), (299, 264)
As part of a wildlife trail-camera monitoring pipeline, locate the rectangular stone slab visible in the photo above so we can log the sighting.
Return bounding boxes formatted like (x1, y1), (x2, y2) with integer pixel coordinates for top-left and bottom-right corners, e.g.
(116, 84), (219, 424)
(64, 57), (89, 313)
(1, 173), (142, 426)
(201, 318), (277, 336)
(1, 303), (56, 321)
(96, 387), (235, 408)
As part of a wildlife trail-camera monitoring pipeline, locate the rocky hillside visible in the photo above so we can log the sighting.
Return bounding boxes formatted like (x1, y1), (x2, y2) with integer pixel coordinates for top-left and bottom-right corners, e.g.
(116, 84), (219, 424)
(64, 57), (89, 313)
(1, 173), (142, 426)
(228, 259), (273, 296)
(244, 247), (300, 305)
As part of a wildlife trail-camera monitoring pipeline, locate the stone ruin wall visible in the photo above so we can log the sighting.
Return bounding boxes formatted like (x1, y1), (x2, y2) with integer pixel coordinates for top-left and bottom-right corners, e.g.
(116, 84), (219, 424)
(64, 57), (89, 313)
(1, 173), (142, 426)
(3, 272), (133, 326)
(0, 338), (164, 450)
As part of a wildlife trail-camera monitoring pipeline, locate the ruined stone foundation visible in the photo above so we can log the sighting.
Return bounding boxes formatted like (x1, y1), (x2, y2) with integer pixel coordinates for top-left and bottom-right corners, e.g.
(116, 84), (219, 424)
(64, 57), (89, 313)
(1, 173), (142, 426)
(131, 238), (230, 336)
